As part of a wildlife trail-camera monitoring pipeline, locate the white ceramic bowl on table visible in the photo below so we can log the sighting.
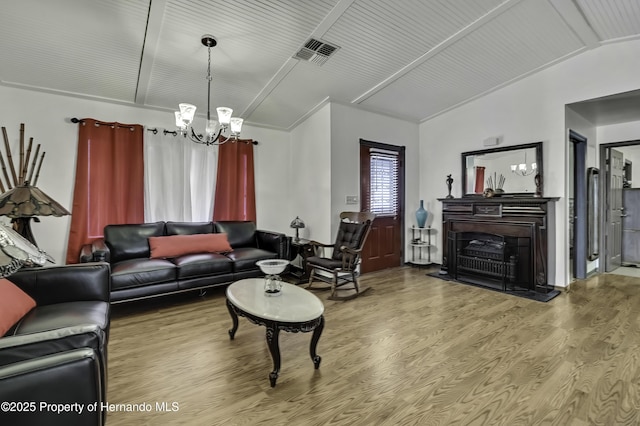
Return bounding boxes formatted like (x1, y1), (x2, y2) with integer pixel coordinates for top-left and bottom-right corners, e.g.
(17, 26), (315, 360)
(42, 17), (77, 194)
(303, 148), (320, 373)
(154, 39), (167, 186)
(255, 259), (289, 275)
(255, 259), (290, 296)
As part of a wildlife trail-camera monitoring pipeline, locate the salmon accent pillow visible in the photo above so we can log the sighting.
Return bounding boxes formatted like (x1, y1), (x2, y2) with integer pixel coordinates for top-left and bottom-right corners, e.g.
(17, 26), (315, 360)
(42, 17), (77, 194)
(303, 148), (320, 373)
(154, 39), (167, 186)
(149, 233), (233, 259)
(0, 278), (36, 336)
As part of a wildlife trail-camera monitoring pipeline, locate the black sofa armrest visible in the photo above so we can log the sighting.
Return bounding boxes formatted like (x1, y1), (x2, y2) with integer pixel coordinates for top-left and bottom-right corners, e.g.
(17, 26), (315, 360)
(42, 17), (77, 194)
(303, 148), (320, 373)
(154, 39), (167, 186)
(0, 348), (104, 426)
(79, 244), (94, 263)
(79, 238), (110, 263)
(8, 263), (111, 306)
(256, 230), (289, 259)
(0, 325), (106, 368)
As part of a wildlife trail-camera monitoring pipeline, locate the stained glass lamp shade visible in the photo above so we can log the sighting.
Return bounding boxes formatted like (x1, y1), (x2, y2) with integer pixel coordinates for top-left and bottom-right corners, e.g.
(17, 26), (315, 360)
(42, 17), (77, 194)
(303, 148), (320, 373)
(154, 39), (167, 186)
(0, 182), (70, 246)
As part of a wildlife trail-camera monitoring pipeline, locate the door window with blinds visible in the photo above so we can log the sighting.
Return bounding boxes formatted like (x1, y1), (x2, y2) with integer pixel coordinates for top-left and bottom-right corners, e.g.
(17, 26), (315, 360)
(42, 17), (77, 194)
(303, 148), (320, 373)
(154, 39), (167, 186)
(361, 145), (401, 217)
(369, 151), (399, 216)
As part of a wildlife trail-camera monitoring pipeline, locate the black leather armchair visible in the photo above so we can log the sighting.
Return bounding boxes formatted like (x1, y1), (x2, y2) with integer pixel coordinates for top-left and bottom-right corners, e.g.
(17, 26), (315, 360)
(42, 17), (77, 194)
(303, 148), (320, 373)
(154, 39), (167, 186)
(0, 263), (110, 426)
(0, 345), (105, 426)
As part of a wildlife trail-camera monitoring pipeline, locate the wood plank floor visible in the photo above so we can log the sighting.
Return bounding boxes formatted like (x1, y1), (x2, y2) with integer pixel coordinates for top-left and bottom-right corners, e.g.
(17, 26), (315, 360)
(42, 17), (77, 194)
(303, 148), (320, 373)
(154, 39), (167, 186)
(106, 267), (640, 425)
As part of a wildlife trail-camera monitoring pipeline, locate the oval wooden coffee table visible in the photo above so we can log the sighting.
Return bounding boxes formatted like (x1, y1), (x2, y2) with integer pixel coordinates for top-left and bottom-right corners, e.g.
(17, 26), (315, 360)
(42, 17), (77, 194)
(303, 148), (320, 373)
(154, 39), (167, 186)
(225, 278), (325, 387)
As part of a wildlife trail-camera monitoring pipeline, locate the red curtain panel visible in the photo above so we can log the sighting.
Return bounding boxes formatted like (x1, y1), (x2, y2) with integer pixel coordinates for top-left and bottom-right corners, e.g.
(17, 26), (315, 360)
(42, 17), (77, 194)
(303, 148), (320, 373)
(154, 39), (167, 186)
(65, 119), (144, 264)
(474, 166), (485, 193)
(213, 139), (256, 222)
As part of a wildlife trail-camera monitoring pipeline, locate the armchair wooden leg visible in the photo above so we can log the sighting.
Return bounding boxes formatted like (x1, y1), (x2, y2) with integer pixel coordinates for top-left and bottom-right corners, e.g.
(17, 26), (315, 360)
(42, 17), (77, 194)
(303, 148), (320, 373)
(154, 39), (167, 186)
(327, 270), (371, 301)
(329, 271), (338, 299)
(352, 272), (359, 294)
(307, 268), (315, 288)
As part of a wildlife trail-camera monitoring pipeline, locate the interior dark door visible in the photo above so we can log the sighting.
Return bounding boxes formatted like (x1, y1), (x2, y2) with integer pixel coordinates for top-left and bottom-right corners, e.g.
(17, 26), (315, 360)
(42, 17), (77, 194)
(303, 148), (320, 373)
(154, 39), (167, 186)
(359, 140), (405, 274)
(570, 130), (587, 279)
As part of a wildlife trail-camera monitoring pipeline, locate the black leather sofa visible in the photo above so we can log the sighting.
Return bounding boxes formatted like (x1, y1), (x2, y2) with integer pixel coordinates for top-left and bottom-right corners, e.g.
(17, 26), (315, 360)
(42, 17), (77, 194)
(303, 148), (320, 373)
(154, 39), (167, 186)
(80, 221), (289, 303)
(0, 263), (110, 426)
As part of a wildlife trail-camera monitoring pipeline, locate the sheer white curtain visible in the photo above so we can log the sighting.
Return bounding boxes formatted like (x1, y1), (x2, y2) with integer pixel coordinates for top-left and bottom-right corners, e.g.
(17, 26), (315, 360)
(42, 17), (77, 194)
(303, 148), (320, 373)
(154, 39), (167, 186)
(144, 129), (218, 222)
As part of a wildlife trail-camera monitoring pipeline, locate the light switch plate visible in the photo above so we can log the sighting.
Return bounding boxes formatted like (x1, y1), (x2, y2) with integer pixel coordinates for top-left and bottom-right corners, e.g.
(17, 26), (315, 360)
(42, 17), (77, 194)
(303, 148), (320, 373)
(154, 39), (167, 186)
(346, 195), (358, 205)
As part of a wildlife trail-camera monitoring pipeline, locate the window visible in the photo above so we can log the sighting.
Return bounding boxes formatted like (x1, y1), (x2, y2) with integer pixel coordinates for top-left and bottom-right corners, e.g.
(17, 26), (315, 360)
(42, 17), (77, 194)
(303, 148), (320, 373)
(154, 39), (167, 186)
(360, 143), (401, 217)
(369, 151), (399, 216)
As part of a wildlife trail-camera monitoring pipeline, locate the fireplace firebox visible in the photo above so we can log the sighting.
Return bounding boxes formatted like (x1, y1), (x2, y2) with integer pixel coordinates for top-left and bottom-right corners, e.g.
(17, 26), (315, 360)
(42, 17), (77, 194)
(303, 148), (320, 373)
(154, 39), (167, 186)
(450, 232), (518, 290)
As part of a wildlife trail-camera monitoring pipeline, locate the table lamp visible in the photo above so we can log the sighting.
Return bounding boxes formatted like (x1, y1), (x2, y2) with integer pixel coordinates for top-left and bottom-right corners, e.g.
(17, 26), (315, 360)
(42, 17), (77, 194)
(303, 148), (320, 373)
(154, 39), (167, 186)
(0, 182), (71, 247)
(0, 123), (71, 249)
(290, 216), (305, 241)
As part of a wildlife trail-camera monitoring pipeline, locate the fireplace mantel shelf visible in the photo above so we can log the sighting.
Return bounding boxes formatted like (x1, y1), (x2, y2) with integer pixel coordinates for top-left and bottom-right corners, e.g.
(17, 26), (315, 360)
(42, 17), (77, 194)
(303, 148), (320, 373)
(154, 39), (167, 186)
(439, 197), (558, 294)
(437, 197), (560, 203)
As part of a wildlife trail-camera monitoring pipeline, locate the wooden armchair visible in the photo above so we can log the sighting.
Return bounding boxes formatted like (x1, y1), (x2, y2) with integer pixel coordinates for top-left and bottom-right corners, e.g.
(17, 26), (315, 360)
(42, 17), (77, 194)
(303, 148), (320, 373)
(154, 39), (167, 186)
(306, 212), (375, 300)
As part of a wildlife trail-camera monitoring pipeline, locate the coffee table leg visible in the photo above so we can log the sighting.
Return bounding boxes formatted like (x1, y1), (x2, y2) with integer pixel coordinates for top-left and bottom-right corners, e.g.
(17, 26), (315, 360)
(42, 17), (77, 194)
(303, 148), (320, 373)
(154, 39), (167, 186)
(226, 299), (239, 340)
(266, 326), (281, 387)
(310, 315), (324, 369)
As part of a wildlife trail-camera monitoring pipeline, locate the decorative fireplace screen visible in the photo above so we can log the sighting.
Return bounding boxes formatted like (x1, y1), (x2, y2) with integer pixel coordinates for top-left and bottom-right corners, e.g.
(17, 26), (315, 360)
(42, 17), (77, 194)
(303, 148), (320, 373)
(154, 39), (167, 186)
(449, 231), (518, 290)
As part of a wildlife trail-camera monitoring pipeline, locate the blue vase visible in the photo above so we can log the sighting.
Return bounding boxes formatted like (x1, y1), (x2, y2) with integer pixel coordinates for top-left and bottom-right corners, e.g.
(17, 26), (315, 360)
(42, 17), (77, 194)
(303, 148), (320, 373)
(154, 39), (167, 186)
(416, 200), (428, 228)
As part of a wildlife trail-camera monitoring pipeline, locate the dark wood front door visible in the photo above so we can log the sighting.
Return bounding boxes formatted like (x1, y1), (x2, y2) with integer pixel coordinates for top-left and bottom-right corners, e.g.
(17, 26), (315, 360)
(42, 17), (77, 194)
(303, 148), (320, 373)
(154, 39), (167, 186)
(361, 215), (402, 273)
(359, 139), (405, 274)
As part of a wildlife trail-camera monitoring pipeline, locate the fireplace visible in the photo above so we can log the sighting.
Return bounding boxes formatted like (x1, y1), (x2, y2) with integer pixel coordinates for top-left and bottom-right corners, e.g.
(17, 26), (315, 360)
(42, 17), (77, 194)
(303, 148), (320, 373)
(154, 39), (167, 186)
(439, 197), (557, 294)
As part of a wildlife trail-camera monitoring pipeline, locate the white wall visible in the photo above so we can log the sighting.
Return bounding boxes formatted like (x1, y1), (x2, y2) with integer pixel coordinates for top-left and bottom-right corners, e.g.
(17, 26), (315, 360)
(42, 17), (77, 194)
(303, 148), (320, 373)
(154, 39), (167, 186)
(242, 126), (291, 234)
(420, 38), (640, 288)
(289, 103), (332, 242)
(598, 120), (640, 145)
(329, 103), (420, 260)
(565, 107), (598, 274)
(0, 85), (290, 264)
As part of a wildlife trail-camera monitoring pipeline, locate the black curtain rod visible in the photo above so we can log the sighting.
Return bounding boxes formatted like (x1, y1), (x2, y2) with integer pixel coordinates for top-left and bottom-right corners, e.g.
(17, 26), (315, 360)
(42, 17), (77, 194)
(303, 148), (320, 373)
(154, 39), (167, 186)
(71, 119), (258, 144)
(146, 128), (259, 145)
(69, 118), (135, 131)
(147, 128), (178, 136)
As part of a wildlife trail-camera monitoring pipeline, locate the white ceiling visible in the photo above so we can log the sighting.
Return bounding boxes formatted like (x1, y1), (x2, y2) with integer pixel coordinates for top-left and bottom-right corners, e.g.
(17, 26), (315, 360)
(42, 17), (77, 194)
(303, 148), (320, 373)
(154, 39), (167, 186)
(1, 0), (639, 130)
(568, 89), (640, 126)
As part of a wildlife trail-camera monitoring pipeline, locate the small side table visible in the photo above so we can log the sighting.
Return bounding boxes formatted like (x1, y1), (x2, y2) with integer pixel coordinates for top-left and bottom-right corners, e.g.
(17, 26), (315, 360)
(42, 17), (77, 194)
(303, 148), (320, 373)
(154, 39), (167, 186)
(408, 226), (435, 267)
(288, 237), (314, 283)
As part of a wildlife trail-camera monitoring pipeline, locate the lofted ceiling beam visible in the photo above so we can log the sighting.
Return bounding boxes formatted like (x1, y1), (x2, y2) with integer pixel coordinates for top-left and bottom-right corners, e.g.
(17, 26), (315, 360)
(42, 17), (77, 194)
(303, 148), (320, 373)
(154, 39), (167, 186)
(240, 0), (356, 121)
(135, 0), (168, 105)
(548, 0), (601, 49)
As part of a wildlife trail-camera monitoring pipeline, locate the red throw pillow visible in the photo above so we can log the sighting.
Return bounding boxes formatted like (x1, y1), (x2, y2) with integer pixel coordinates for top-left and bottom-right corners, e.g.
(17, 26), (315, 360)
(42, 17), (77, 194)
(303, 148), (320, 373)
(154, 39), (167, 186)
(0, 278), (36, 336)
(149, 233), (233, 259)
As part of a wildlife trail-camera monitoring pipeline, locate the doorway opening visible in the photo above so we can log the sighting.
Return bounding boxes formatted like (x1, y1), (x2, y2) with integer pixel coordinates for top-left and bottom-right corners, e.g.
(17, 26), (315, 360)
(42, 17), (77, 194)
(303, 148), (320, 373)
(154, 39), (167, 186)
(599, 140), (640, 275)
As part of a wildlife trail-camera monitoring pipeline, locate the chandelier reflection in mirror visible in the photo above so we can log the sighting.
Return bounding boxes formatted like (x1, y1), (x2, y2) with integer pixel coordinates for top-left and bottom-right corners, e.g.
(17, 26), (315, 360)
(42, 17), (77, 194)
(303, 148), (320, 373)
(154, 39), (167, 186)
(174, 35), (243, 146)
(510, 151), (537, 176)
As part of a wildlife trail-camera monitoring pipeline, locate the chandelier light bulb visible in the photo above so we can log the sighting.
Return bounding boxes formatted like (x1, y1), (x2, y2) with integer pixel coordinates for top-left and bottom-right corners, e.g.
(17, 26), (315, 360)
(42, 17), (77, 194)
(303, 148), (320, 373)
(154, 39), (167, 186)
(230, 117), (244, 136)
(174, 111), (186, 130)
(178, 103), (196, 126)
(216, 107), (233, 126)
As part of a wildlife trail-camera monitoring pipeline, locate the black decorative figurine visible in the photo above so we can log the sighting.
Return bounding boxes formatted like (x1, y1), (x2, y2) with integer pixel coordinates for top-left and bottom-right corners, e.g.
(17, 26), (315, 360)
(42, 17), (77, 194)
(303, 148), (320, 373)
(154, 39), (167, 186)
(534, 173), (543, 197)
(446, 174), (454, 199)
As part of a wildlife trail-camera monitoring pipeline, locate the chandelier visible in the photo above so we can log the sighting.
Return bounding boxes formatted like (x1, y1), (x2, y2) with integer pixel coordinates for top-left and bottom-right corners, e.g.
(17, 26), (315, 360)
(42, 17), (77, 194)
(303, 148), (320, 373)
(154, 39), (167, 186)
(174, 35), (243, 145)
(511, 151), (537, 176)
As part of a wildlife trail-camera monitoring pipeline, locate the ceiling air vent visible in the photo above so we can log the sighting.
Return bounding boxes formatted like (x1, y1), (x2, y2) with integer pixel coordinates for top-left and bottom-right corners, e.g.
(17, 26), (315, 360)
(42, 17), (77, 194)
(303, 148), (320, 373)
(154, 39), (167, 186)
(293, 38), (340, 66)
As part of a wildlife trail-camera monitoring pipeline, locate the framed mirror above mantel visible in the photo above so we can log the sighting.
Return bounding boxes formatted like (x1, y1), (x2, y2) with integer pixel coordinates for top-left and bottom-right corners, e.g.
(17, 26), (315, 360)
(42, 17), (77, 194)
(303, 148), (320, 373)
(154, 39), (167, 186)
(462, 142), (543, 197)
